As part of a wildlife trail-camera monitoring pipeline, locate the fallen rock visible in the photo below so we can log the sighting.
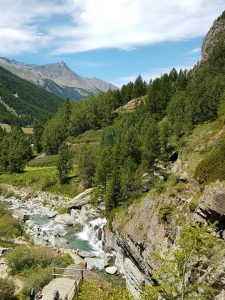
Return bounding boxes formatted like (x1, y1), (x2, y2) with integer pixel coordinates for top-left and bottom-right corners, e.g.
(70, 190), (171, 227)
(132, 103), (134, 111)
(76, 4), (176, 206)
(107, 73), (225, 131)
(105, 266), (118, 275)
(68, 188), (93, 209)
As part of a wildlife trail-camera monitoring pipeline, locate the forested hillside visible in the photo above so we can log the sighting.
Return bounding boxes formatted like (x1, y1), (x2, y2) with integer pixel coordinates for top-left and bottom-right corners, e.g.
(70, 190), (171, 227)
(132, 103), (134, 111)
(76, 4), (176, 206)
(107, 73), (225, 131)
(0, 66), (62, 126)
(39, 27), (225, 211)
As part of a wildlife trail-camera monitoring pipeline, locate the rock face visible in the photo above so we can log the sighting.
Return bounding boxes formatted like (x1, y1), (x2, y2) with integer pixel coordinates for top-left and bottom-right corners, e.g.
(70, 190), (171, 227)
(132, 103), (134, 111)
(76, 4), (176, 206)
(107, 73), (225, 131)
(198, 181), (225, 227)
(202, 15), (225, 62)
(104, 196), (168, 299)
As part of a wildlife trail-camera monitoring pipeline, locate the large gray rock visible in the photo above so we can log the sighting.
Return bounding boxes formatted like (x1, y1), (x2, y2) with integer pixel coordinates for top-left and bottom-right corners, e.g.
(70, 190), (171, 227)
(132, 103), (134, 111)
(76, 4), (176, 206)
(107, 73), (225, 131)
(68, 188), (93, 209)
(198, 181), (225, 223)
(79, 204), (99, 225)
(52, 224), (67, 236)
(54, 213), (77, 226)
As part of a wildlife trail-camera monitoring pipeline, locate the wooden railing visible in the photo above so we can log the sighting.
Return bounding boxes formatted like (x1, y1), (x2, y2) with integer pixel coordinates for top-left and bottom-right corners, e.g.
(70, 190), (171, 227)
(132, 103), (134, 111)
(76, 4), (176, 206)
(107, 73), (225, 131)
(52, 267), (84, 300)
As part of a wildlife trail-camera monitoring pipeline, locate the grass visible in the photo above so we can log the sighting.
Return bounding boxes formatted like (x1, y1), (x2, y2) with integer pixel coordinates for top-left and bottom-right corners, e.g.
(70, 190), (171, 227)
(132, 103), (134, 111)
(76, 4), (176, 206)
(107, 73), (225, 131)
(0, 165), (81, 198)
(66, 129), (102, 144)
(27, 154), (59, 167)
(0, 123), (33, 134)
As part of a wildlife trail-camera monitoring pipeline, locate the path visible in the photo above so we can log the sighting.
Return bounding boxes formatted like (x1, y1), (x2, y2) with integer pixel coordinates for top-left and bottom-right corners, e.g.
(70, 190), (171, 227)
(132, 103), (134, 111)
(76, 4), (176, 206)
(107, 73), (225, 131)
(41, 278), (75, 300)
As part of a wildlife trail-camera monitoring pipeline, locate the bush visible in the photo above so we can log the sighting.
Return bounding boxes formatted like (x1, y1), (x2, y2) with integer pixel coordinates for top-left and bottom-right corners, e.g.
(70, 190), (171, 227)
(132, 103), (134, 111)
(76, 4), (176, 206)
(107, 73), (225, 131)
(0, 278), (15, 300)
(77, 280), (134, 300)
(158, 204), (176, 224)
(6, 246), (54, 275)
(0, 204), (23, 240)
(20, 267), (53, 299)
(194, 139), (225, 184)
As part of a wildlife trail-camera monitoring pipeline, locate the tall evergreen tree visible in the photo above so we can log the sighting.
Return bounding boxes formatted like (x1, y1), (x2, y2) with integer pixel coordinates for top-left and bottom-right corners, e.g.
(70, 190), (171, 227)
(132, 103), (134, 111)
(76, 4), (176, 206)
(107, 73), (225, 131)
(57, 143), (73, 184)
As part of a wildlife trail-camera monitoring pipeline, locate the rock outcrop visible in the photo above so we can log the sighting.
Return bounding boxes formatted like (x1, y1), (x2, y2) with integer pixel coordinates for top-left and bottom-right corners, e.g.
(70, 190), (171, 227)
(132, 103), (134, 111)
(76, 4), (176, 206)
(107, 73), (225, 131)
(104, 196), (168, 298)
(68, 188), (93, 209)
(198, 181), (225, 229)
(202, 14), (225, 62)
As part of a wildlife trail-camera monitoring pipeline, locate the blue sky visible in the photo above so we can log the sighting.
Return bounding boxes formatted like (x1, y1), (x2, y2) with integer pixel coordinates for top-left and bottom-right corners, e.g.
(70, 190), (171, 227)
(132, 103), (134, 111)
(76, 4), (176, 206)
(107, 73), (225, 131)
(0, 0), (224, 86)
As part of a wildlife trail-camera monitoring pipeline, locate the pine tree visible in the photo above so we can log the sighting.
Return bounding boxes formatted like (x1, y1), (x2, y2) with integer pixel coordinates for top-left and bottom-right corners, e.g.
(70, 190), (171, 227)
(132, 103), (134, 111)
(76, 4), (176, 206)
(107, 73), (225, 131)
(142, 222), (225, 300)
(57, 143), (73, 184)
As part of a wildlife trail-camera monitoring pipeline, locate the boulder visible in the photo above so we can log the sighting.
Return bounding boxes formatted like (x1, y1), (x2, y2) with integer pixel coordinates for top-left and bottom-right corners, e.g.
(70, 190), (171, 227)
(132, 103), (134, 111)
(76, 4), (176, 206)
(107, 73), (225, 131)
(54, 213), (76, 226)
(79, 204), (99, 225)
(70, 209), (80, 220)
(198, 181), (225, 224)
(68, 188), (93, 209)
(105, 266), (118, 275)
(52, 224), (67, 236)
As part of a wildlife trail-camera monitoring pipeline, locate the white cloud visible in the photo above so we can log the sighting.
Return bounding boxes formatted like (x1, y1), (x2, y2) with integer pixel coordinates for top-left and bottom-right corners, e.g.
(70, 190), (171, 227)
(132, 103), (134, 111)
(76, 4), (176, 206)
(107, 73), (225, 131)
(0, 0), (224, 55)
(187, 47), (201, 55)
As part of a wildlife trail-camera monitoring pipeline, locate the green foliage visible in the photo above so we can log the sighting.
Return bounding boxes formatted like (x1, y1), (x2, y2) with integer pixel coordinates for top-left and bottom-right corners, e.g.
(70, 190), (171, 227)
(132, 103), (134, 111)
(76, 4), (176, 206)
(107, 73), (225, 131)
(42, 100), (72, 154)
(77, 280), (134, 300)
(0, 166), (80, 198)
(0, 278), (15, 300)
(0, 126), (32, 173)
(57, 206), (68, 214)
(142, 222), (225, 300)
(194, 139), (225, 184)
(158, 118), (173, 150)
(95, 112), (159, 212)
(5, 246), (54, 275)
(20, 267), (53, 299)
(0, 203), (23, 240)
(158, 203), (176, 224)
(32, 121), (44, 153)
(0, 66), (61, 126)
(18, 252), (73, 299)
(76, 146), (97, 188)
(57, 143), (73, 184)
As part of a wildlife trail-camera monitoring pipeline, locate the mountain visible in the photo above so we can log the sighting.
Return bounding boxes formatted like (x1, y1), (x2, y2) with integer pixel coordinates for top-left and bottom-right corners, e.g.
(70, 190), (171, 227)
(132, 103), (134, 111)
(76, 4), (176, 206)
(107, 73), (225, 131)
(0, 66), (61, 126)
(0, 58), (116, 101)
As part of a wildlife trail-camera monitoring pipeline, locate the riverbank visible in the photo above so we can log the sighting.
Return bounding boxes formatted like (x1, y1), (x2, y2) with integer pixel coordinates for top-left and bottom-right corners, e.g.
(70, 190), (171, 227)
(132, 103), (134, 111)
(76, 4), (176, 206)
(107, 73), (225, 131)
(0, 185), (114, 271)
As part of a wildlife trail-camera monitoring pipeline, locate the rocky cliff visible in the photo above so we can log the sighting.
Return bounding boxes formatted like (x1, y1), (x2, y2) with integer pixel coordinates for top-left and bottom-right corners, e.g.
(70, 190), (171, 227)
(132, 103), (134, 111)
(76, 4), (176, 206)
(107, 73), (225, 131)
(202, 13), (225, 62)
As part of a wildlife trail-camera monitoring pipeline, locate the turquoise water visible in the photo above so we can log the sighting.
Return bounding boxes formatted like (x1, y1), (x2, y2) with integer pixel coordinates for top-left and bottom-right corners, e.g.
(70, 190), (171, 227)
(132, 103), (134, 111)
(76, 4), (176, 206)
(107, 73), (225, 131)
(31, 214), (92, 251)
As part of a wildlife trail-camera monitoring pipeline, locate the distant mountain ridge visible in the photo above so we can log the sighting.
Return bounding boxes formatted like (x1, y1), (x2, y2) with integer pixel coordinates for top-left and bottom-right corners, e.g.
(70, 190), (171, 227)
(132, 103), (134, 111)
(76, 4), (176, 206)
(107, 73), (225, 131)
(0, 58), (116, 101)
(0, 66), (61, 126)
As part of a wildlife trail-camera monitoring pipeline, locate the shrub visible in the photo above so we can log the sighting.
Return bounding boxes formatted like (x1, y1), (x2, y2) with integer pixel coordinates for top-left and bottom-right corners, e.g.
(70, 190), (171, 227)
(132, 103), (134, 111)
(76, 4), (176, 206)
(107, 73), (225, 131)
(194, 139), (225, 184)
(52, 253), (74, 268)
(158, 204), (176, 224)
(57, 207), (68, 214)
(5, 246), (54, 275)
(0, 204), (23, 240)
(20, 267), (53, 299)
(0, 278), (15, 300)
(77, 280), (134, 300)
(188, 197), (199, 213)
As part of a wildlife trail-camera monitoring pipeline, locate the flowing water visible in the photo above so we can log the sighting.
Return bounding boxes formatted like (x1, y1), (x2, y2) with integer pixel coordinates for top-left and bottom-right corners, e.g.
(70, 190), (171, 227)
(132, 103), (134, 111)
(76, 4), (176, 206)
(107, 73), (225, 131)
(2, 197), (108, 269)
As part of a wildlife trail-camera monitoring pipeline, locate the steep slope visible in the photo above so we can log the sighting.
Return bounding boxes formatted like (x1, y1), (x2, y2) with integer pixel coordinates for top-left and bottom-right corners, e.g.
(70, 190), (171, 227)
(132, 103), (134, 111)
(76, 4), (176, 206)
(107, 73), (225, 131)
(0, 58), (116, 101)
(202, 12), (225, 62)
(0, 66), (61, 126)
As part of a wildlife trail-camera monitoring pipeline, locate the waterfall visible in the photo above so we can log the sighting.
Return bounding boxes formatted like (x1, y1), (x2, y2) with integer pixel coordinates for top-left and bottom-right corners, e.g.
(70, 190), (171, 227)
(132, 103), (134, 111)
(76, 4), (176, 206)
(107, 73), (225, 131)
(76, 217), (106, 254)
